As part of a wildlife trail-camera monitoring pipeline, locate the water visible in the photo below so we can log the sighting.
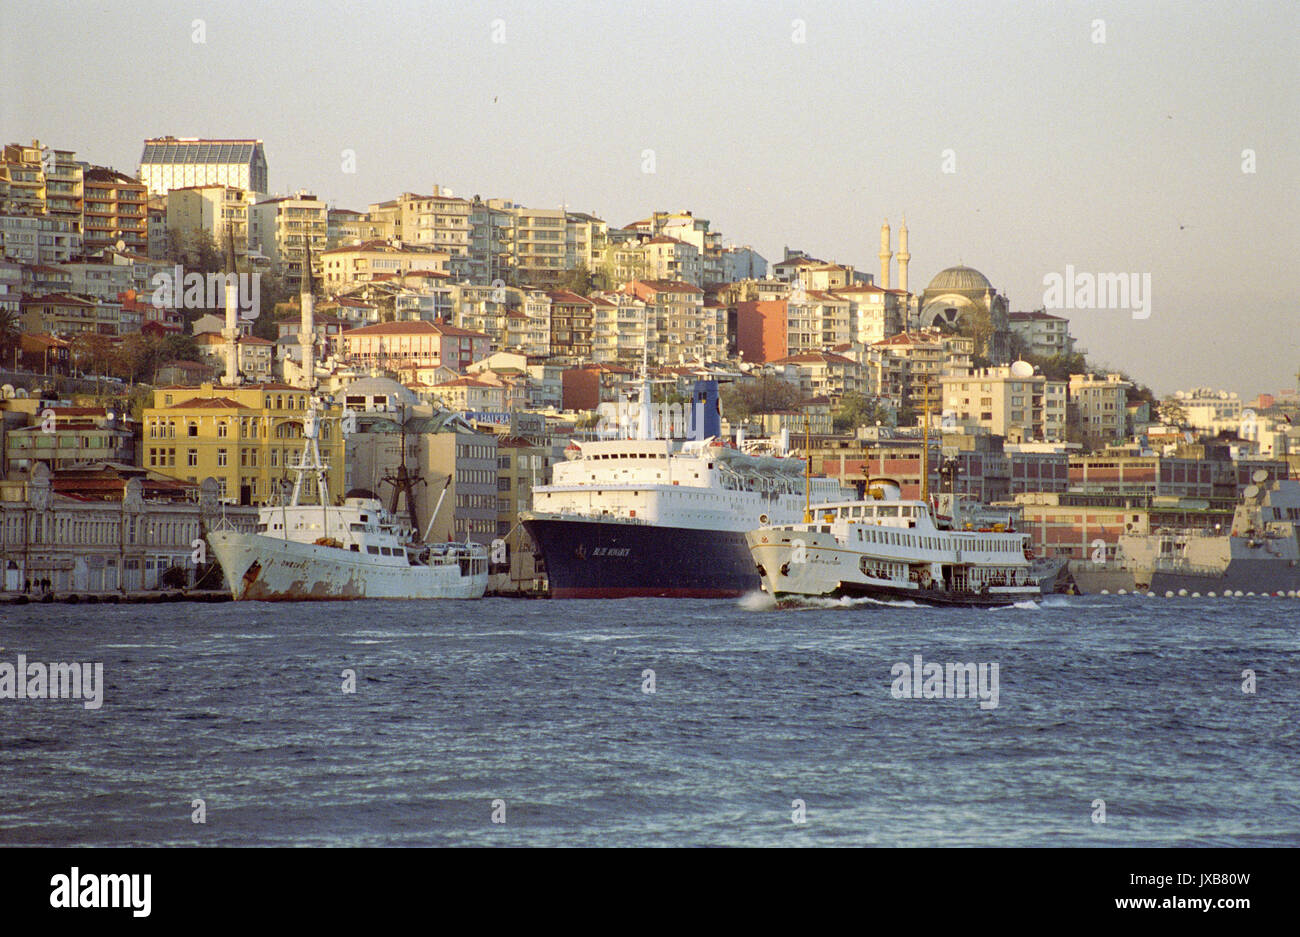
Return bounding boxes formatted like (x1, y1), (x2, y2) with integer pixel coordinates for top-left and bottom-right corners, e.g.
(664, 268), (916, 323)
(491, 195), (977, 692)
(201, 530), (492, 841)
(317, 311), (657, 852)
(1, 595), (1297, 846)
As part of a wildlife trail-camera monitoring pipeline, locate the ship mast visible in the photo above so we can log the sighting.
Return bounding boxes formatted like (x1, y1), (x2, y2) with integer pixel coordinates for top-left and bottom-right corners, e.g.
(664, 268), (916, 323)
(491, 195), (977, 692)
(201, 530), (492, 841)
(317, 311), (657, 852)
(920, 374), (930, 504)
(638, 303), (653, 441)
(803, 413), (812, 523)
(381, 404), (424, 538)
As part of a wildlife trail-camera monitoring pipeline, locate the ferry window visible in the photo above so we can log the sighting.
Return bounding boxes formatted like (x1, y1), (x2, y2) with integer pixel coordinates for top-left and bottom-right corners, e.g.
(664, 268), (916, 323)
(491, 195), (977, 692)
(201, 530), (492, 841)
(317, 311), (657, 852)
(367, 545), (380, 554)
(879, 505), (899, 517)
(350, 545), (359, 552)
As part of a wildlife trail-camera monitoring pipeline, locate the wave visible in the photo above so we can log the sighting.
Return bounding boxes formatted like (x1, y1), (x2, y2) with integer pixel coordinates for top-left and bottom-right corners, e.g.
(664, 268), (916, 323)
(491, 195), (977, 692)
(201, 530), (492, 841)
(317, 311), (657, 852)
(736, 591), (776, 612)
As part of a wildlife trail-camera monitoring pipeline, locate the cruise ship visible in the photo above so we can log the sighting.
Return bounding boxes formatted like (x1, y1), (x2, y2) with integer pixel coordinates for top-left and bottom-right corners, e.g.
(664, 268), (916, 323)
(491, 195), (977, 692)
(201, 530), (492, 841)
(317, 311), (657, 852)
(208, 406), (488, 601)
(1068, 473), (1300, 595)
(746, 488), (1041, 607)
(520, 380), (853, 598)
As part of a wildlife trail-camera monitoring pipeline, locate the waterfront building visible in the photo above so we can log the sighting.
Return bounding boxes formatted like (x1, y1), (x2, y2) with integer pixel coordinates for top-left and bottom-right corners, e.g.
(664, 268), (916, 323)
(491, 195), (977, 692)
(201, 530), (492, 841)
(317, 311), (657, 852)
(0, 462), (257, 593)
(142, 382), (346, 506)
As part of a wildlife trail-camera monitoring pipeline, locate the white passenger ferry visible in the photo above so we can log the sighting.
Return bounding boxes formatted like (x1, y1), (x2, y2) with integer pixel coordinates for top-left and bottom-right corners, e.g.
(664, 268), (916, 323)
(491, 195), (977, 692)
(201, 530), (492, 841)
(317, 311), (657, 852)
(208, 406), (487, 601)
(746, 489), (1041, 607)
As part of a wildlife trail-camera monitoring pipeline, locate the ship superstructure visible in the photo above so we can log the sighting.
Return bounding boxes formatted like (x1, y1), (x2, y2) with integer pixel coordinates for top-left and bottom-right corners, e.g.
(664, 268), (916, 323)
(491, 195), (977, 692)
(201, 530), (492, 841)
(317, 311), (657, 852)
(746, 492), (1041, 607)
(1070, 473), (1300, 595)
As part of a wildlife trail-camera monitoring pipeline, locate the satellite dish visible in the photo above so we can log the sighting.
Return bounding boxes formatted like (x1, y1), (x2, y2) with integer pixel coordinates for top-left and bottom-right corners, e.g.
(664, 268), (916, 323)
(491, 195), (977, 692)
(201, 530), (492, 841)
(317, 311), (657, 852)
(1009, 360), (1034, 378)
(1243, 484), (1260, 500)
(1252, 468), (1269, 484)
(115, 239), (126, 252)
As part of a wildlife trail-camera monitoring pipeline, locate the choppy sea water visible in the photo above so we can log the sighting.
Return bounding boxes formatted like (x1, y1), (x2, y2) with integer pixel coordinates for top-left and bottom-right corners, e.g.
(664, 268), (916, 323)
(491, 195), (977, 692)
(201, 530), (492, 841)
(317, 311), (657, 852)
(0, 594), (1297, 847)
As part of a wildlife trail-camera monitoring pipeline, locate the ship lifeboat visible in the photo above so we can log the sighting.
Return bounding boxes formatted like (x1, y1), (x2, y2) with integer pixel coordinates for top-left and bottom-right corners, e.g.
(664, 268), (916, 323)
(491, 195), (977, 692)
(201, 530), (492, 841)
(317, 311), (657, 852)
(314, 536), (343, 549)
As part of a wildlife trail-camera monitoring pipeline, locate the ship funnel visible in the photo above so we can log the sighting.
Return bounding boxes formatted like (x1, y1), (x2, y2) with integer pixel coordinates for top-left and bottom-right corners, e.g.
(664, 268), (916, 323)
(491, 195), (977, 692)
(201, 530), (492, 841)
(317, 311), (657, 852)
(689, 380), (720, 440)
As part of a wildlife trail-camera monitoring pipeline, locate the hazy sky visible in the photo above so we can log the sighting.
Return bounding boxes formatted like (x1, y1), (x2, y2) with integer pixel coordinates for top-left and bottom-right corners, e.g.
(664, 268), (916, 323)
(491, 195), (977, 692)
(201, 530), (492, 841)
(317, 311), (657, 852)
(3, 0), (1297, 398)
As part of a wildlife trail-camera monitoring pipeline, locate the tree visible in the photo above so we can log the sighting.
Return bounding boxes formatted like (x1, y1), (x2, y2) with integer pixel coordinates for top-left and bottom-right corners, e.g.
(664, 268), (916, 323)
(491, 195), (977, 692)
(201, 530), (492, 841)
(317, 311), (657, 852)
(157, 333), (200, 363)
(0, 307), (21, 366)
(70, 332), (116, 377)
(1157, 397), (1188, 427)
(559, 263), (593, 296)
(832, 392), (889, 433)
(112, 332), (162, 384)
(249, 268), (292, 340)
(720, 375), (803, 421)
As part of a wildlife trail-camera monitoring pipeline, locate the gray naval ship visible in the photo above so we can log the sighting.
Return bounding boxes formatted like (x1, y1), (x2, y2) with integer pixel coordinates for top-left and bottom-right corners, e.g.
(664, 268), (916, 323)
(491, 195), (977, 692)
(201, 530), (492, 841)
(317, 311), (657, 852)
(1069, 471), (1300, 595)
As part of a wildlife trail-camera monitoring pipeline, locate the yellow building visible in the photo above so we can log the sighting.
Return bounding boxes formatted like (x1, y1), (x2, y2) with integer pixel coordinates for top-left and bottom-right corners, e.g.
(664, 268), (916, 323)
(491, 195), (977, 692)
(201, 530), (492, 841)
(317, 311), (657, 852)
(143, 382), (345, 505)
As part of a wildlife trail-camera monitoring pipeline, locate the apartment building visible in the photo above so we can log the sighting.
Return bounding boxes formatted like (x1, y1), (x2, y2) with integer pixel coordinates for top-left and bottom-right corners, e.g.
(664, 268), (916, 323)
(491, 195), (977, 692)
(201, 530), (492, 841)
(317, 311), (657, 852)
(336, 320), (490, 374)
(251, 191), (327, 282)
(831, 283), (906, 344)
(545, 290), (594, 362)
(166, 185), (254, 254)
(1008, 310), (1074, 358)
(640, 236), (702, 286)
(942, 365), (1068, 442)
(1068, 372), (1131, 444)
(770, 351), (865, 400)
(319, 240), (449, 288)
(623, 279), (717, 364)
(81, 167), (148, 254)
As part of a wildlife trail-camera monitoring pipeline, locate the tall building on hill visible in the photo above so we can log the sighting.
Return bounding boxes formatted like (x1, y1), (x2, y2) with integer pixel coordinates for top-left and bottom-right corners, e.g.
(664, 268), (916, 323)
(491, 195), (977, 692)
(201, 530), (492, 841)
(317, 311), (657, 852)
(138, 137), (268, 197)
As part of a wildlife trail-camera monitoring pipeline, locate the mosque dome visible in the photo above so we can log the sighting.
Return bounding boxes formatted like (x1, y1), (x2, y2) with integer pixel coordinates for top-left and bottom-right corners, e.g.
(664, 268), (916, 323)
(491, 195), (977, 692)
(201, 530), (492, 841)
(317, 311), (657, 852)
(925, 265), (993, 293)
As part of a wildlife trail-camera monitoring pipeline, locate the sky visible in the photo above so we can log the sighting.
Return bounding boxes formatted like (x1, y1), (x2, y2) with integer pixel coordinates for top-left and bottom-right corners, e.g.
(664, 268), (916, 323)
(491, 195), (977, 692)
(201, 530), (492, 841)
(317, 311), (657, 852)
(2, 0), (1297, 398)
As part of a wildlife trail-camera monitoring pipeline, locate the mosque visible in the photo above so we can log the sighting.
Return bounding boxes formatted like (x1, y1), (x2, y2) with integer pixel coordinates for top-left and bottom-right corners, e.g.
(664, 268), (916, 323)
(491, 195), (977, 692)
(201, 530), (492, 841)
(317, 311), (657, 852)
(878, 219), (1013, 364)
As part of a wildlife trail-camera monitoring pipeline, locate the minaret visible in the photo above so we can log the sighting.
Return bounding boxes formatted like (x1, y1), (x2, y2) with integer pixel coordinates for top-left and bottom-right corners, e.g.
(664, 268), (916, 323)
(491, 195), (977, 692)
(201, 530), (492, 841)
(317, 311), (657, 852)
(897, 216), (910, 293)
(299, 239), (315, 390)
(222, 226), (240, 385)
(878, 219), (892, 290)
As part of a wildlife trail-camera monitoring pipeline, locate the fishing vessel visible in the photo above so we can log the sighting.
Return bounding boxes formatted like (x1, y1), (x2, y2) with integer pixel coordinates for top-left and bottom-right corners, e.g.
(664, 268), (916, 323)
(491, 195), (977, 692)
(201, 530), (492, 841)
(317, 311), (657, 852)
(746, 486), (1042, 607)
(1068, 472), (1300, 595)
(208, 405), (488, 601)
(520, 379), (853, 598)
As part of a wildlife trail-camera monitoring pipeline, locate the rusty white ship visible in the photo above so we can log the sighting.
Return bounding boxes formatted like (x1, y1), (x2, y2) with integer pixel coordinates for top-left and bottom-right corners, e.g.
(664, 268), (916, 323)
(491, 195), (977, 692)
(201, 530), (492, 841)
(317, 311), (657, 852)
(208, 405), (487, 601)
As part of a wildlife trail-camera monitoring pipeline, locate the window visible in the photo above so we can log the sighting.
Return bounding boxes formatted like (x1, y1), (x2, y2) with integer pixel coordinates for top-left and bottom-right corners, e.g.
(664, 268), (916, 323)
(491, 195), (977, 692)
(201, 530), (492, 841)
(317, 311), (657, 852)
(187, 449), (197, 467)
(217, 449), (227, 467)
